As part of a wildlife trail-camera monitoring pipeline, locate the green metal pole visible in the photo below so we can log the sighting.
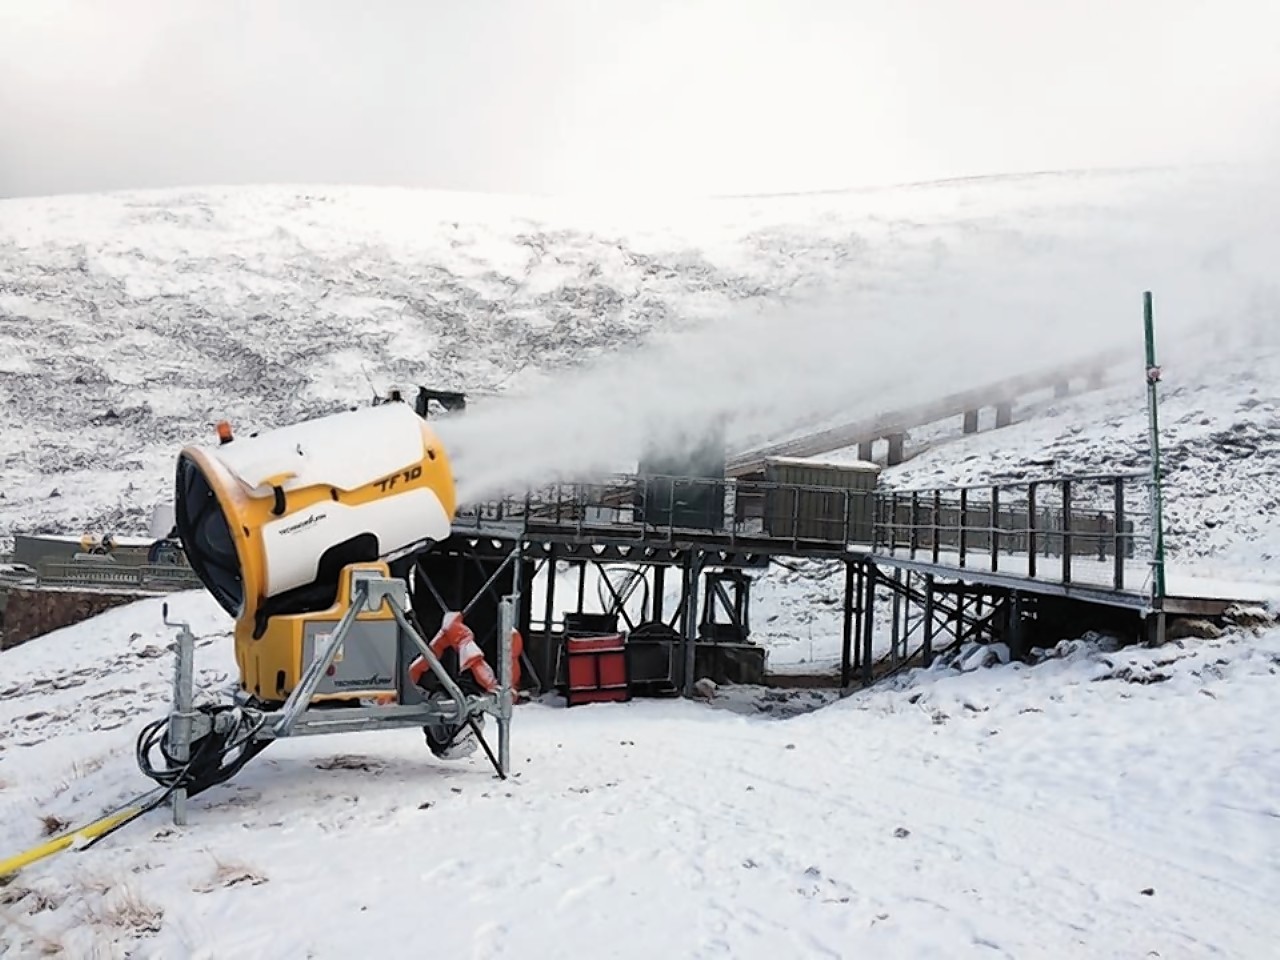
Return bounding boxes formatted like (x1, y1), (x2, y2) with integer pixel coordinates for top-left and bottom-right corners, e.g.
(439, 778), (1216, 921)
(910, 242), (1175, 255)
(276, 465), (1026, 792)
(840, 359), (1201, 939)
(1143, 291), (1167, 601)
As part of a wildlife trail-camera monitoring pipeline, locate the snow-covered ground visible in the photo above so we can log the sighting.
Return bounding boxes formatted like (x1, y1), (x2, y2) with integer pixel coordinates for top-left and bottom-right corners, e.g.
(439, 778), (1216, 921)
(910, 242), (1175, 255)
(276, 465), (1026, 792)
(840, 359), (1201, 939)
(2, 591), (1278, 958)
(2, 167), (1279, 957)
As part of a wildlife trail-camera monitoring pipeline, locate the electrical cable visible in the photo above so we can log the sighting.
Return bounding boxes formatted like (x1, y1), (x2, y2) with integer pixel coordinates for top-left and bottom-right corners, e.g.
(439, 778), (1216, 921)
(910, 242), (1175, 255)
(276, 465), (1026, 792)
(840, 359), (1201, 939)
(79, 705), (272, 850)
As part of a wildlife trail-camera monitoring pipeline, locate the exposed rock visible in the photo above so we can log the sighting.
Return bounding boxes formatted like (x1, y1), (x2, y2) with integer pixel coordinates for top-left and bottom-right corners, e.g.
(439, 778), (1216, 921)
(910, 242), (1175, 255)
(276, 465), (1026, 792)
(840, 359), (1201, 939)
(1166, 618), (1225, 641)
(1223, 605), (1276, 630)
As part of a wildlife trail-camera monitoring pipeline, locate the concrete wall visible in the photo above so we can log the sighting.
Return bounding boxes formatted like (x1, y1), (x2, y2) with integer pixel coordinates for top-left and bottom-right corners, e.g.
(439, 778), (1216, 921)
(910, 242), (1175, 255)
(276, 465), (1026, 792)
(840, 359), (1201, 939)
(0, 583), (152, 650)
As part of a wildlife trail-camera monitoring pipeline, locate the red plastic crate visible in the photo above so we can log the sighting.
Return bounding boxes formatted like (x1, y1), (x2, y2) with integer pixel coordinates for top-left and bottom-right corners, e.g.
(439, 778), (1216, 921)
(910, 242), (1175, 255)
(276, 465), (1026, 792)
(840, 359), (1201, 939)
(565, 634), (630, 706)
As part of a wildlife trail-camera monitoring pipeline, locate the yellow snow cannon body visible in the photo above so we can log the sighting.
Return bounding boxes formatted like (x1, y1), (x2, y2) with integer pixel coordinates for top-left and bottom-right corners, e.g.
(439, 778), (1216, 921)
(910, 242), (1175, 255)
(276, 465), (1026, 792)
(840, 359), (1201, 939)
(173, 401), (457, 706)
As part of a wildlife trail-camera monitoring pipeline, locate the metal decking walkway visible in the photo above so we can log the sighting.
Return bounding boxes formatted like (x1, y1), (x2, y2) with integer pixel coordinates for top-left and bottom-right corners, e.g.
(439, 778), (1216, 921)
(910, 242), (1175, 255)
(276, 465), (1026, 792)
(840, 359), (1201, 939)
(453, 471), (1273, 618)
(445, 470), (1280, 694)
(870, 472), (1275, 617)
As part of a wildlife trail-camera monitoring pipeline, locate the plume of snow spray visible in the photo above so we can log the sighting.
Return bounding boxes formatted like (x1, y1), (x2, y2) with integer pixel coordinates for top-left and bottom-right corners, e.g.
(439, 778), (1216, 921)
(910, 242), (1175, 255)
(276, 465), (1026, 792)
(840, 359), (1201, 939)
(437, 164), (1280, 504)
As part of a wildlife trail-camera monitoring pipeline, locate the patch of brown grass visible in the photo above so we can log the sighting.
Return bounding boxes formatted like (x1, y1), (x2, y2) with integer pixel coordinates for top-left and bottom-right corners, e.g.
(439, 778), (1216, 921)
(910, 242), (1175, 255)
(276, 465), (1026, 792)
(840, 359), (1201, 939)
(193, 855), (269, 893)
(41, 814), (70, 837)
(87, 884), (163, 937)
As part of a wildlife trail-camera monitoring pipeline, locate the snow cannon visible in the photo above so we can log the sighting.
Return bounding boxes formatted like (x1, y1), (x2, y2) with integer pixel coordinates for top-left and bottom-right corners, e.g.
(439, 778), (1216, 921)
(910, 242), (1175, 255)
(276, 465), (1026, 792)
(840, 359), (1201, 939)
(174, 401), (457, 704)
(0, 400), (513, 875)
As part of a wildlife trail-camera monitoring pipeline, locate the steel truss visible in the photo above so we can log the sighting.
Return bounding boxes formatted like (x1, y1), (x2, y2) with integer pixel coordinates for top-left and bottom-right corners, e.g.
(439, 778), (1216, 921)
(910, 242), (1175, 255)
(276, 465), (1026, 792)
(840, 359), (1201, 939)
(838, 561), (1045, 688)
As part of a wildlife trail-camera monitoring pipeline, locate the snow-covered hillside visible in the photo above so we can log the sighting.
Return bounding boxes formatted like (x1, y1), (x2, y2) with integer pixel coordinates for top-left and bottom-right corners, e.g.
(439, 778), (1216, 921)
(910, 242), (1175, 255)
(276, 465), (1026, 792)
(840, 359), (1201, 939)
(2, 164), (1277, 536)
(2, 591), (1278, 958)
(2, 167), (1279, 958)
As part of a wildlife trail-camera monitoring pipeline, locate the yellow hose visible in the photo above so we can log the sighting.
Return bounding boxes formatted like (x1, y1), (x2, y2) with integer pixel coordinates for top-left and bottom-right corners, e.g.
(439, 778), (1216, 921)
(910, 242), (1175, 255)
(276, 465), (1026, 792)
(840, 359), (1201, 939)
(0, 789), (166, 879)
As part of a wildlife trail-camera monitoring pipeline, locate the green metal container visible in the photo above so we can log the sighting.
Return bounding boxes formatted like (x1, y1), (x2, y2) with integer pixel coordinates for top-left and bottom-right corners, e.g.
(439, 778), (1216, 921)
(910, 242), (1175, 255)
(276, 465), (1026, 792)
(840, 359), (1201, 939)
(762, 457), (880, 543)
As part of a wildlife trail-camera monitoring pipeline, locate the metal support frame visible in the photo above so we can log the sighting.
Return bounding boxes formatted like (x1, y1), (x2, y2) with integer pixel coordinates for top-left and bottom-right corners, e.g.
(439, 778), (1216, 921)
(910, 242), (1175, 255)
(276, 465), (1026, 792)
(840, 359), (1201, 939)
(701, 570), (750, 642)
(162, 603), (196, 826)
(1143, 291), (1168, 646)
(890, 567), (903, 666)
(415, 547), (520, 627)
(497, 595), (515, 776)
(155, 568), (517, 832)
(922, 575), (936, 668)
(223, 571), (512, 761)
(265, 575), (512, 768)
(838, 559), (887, 688)
(542, 546), (558, 634)
(853, 563), (864, 677)
(1006, 591), (1024, 658)
(837, 560), (1012, 688)
(596, 563), (650, 631)
(860, 564), (876, 684)
(681, 552), (705, 696)
(1144, 291), (1167, 602)
(840, 561), (855, 687)
(413, 544), (543, 690)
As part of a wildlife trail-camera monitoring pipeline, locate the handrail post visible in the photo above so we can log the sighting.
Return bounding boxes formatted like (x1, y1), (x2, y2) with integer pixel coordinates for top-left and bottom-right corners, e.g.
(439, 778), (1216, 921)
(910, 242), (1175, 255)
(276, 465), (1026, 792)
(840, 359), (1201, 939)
(1144, 291), (1168, 602)
(790, 481), (801, 550)
(909, 492), (919, 559)
(958, 487), (968, 568)
(727, 479), (738, 547)
(1027, 482), (1038, 578)
(1061, 479), (1073, 584)
(840, 561), (855, 687)
(861, 564), (875, 685)
(932, 490), (941, 563)
(889, 493), (899, 552)
(1114, 477), (1126, 590)
(990, 486), (1001, 573)
(666, 477), (675, 543)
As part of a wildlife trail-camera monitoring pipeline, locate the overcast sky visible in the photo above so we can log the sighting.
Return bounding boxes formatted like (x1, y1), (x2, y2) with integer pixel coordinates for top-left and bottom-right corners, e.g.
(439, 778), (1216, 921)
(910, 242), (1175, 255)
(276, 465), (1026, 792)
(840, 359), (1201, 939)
(1, 0), (1277, 199)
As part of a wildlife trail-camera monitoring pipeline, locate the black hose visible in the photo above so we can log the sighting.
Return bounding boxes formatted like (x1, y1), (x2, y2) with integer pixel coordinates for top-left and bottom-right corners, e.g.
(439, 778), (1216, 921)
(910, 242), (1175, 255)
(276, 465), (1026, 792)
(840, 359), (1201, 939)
(82, 706), (272, 850)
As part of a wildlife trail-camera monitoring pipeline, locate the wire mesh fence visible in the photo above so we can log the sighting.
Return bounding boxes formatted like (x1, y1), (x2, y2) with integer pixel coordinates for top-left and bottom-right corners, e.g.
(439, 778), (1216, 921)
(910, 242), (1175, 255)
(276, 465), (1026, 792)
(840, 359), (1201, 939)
(872, 473), (1156, 593)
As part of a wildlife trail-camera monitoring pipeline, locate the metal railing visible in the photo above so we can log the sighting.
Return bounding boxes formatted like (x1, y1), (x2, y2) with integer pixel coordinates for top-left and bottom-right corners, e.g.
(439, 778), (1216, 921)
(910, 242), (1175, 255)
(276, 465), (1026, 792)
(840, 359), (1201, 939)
(454, 473), (877, 553)
(872, 472), (1155, 594)
(35, 560), (203, 592)
(6, 471), (1156, 599)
